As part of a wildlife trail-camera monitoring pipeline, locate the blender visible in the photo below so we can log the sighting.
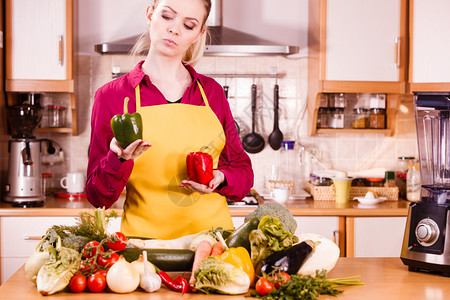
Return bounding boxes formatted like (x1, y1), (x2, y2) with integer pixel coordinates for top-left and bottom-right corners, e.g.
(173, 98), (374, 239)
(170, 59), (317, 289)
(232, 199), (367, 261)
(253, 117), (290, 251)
(4, 104), (45, 206)
(401, 92), (450, 276)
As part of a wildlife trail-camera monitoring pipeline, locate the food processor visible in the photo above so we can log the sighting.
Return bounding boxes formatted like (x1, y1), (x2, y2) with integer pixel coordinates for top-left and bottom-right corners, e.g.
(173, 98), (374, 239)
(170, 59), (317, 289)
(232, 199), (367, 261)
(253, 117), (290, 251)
(401, 92), (450, 276)
(4, 104), (45, 206)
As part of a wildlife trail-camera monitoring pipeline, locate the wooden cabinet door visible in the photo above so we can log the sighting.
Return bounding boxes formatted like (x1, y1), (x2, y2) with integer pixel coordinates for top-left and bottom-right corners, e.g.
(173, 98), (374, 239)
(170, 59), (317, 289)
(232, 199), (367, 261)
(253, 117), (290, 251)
(6, 0), (68, 80)
(409, 0), (450, 90)
(325, 0), (402, 82)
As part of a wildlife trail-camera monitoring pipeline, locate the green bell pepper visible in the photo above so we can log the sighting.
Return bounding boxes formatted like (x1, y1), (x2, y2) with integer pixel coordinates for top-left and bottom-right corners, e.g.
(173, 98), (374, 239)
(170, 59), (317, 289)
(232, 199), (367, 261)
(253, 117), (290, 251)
(110, 97), (143, 149)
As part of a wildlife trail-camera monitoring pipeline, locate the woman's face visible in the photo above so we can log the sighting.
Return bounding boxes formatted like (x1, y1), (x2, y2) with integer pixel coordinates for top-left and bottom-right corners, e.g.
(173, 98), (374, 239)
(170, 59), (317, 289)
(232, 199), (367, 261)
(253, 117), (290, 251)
(148, 0), (206, 57)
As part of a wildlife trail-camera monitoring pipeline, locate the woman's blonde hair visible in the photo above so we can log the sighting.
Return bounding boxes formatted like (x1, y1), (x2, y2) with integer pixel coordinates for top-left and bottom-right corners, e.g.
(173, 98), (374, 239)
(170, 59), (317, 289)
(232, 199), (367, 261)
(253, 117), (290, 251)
(130, 0), (211, 66)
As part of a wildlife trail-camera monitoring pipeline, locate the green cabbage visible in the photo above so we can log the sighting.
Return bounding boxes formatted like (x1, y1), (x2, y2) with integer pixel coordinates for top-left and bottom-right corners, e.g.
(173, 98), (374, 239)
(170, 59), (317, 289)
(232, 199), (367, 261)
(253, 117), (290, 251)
(194, 257), (250, 295)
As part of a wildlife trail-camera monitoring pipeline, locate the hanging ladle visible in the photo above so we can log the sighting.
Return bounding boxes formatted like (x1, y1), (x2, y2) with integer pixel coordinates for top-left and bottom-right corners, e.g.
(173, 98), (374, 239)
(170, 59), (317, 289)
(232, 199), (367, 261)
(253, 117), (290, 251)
(242, 84), (265, 153)
(268, 83), (283, 150)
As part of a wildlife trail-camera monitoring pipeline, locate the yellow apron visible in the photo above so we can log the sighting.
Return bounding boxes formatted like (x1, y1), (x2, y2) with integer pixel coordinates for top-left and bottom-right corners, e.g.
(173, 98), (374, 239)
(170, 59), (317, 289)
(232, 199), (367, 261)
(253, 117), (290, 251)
(121, 81), (233, 239)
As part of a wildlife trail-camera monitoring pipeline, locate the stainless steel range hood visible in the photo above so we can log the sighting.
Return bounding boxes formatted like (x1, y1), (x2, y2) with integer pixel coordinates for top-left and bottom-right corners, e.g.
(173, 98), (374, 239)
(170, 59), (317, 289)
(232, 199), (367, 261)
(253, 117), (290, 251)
(94, 0), (299, 56)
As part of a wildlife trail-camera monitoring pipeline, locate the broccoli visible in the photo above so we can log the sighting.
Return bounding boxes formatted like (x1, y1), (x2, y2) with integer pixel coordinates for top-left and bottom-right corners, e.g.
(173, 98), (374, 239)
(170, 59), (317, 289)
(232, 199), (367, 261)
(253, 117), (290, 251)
(244, 202), (297, 234)
(62, 235), (89, 253)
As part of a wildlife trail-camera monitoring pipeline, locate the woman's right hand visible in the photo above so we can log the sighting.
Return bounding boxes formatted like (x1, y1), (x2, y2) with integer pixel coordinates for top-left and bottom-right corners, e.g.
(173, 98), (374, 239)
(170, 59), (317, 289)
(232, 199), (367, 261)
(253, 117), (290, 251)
(110, 137), (151, 161)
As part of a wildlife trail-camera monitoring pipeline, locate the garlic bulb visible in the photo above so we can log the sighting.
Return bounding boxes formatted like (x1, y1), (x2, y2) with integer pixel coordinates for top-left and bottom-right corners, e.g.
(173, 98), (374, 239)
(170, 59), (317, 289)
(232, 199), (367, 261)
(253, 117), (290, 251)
(106, 256), (140, 293)
(140, 251), (161, 293)
(131, 254), (156, 276)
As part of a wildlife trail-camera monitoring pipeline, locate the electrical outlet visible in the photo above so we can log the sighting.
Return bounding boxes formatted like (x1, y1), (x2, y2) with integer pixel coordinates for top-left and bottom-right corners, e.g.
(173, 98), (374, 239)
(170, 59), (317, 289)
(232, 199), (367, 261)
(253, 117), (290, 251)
(308, 147), (321, 159)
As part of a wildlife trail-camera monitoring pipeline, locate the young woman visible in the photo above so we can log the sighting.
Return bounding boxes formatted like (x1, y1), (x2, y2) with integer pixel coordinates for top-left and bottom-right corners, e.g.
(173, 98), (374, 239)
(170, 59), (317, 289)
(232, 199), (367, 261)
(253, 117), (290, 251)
(86, 0), (254, 239)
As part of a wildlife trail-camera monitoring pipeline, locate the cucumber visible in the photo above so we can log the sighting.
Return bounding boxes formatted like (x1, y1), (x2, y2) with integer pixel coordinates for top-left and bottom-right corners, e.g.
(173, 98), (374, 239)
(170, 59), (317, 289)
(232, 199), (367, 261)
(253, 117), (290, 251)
(225, 217), (260, 253)
(120, 248), (195, 271)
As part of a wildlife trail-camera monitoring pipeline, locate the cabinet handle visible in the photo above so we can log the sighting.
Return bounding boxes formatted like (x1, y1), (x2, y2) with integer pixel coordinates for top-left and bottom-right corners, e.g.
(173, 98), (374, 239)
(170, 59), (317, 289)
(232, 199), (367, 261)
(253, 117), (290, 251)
(23, 236), (43, 241)
(394, 37), (400, 69)
(333, 229), (339, 245)
(58, 35), (64, 66)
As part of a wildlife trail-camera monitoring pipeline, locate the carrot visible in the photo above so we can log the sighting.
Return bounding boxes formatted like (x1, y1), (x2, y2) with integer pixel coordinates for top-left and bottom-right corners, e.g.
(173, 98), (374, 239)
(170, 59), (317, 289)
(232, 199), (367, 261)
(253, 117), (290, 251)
(189, 240), (213, 285)
(210, 241), (225, 256)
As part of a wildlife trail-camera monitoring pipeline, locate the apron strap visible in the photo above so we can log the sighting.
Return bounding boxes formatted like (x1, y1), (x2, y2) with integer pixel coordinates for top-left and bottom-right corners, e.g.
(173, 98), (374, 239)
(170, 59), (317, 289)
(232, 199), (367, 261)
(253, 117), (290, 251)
(196, 80), (210, 107)
(134, 80), (209, 109)
(135, 85), (141, 110)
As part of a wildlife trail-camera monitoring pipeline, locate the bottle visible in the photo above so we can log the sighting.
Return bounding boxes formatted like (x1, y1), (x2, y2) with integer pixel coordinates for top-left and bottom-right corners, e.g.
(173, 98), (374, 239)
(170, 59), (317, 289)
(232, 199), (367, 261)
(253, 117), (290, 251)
(396, 157), (415, 199)
(407, 165), (421, 202)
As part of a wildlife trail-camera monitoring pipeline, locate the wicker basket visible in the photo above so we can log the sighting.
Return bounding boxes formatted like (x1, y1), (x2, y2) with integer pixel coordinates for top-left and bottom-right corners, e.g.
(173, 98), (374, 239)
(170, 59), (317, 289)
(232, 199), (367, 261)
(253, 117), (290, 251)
(305, 181), (399, 201)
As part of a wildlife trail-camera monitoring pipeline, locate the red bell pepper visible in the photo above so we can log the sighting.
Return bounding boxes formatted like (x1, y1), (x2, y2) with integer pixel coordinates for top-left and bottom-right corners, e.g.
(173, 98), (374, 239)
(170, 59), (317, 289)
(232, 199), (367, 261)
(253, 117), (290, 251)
(186, 149), (214, 185)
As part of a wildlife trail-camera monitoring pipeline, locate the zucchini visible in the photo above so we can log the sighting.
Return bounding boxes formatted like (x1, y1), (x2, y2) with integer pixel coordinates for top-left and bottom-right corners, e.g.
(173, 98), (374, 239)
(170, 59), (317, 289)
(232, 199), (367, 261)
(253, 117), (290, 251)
(225, 217), (260, 253)
(120, 248), (194, 271)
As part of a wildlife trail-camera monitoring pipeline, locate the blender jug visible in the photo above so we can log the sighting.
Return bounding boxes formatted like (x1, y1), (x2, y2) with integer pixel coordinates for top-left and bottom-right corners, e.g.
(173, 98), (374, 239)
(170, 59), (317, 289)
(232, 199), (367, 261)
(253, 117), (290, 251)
(415, 93), (450, 204)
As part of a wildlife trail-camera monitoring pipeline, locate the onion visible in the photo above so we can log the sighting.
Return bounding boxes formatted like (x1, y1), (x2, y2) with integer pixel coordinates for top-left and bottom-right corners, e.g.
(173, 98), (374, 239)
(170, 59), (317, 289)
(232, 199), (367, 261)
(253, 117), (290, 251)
(131, 254), (156, 276)
(106, 256), (140, 293)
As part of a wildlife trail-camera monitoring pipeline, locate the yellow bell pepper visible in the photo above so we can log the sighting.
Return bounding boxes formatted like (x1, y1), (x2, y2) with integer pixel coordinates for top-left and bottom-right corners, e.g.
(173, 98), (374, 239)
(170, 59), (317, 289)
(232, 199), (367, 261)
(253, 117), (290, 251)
(217, 247), (255, 284)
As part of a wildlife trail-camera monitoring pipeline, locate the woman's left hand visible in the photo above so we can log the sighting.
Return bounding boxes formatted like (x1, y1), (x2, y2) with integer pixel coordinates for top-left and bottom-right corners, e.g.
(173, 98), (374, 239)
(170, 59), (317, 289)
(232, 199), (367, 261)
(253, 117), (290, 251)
(180, 170), (225, 194)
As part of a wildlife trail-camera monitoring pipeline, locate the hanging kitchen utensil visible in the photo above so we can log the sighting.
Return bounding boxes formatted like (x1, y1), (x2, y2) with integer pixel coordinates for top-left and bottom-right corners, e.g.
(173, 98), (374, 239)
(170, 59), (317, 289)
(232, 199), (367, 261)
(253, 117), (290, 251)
(242, 84), (265, 153)
(224, 84), (240, 135)
(268, 83), (283, 150)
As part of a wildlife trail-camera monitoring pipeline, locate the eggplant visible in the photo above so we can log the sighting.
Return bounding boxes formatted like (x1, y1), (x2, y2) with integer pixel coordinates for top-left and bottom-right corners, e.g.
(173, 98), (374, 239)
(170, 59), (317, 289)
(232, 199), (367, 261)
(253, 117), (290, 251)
(257, 240), (316, 275)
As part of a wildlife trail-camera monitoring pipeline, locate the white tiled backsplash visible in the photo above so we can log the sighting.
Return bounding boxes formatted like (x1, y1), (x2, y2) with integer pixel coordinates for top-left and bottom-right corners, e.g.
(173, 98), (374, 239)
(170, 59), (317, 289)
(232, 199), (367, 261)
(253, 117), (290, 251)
(36, 54), (417, 194)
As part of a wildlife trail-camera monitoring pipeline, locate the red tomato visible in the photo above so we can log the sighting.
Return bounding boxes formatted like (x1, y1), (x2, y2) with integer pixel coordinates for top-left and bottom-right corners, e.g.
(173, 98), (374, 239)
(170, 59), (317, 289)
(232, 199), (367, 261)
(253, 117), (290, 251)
(106, 232), (127, 251)
(255, 277), (274, 296)
(69, 273), (87, 293)
(274, 272), (291, 289)
(97, 251), (119, 269)
(79, 259), (98, 276)
(94, 269), (108, 278)
(87, 273), (107, 293)
(82, 241), (104, 259)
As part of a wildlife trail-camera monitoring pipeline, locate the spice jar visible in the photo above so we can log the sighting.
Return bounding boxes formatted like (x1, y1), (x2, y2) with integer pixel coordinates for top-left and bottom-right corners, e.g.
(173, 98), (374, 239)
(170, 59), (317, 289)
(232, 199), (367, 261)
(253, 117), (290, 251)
(369, 108), (386, 129)
(351, 108), (369, 129)
(328, 108), (344, 128)
(317, 108), (329, 128)
(48, 105), (66, 127)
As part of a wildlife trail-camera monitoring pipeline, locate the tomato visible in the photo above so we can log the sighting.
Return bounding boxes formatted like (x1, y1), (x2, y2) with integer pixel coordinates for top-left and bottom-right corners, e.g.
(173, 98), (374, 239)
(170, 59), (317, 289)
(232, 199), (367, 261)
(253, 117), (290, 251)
(95, 269), (108, 278)
(255, 277), (274, 296)
(87, 273), (107, 293)
(79, 259), (98, 276)
(69, 273), (87, 293)
(274, 272), (291, 289)
(82, 241), (104, 259)
(106, 232), (127, 251)
(97, 251), (119, 269)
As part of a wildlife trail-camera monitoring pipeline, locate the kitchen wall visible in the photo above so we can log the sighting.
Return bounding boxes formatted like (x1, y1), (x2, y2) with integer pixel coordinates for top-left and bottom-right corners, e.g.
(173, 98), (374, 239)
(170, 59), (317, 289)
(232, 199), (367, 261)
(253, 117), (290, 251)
(31, 1), (418, 195)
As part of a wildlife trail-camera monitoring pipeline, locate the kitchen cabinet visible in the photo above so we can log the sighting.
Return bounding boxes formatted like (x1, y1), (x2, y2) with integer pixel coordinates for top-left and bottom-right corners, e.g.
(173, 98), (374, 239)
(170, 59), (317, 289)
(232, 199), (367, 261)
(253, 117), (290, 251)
(307, 0), (407, 136)
(0, 216), (78, 284)
(346, 216), (407, 257)
(5, 0), (78, 135)
(408, 0), (450, 92)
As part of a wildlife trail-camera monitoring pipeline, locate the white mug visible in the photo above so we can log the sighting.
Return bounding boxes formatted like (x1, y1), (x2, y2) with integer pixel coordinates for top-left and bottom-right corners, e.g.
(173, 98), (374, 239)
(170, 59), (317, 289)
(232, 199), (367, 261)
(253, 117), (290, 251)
(271, 186), (290, 204)
(60, 172), (85, 194)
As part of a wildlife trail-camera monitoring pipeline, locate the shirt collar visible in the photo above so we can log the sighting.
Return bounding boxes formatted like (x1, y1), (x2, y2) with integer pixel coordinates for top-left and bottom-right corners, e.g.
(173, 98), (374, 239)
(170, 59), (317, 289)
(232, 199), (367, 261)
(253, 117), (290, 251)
(128, 60), (203, 88)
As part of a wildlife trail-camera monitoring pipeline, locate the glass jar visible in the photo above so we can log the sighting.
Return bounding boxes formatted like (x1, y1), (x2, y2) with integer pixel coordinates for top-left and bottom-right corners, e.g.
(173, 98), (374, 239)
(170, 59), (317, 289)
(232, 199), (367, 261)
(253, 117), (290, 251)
(351, 108), (369, 129)
(328, 108), (344, 128)
(384, 171), (396, 187)
(396, 157), (415, 199)
(369, 108), (386, 129)
(48, 105), (66, 127)
(42, 173), (53, 196)
(317, 107), (329, 128)
(275, 141), (297, 193)
(407, 165), (421, 202)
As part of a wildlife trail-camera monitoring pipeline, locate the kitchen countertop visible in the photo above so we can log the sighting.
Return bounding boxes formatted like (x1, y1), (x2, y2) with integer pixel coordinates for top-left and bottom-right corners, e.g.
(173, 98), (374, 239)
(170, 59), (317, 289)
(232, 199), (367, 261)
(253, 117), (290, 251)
(0, 195), (410, 217)
(0, 257), (448, 299)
